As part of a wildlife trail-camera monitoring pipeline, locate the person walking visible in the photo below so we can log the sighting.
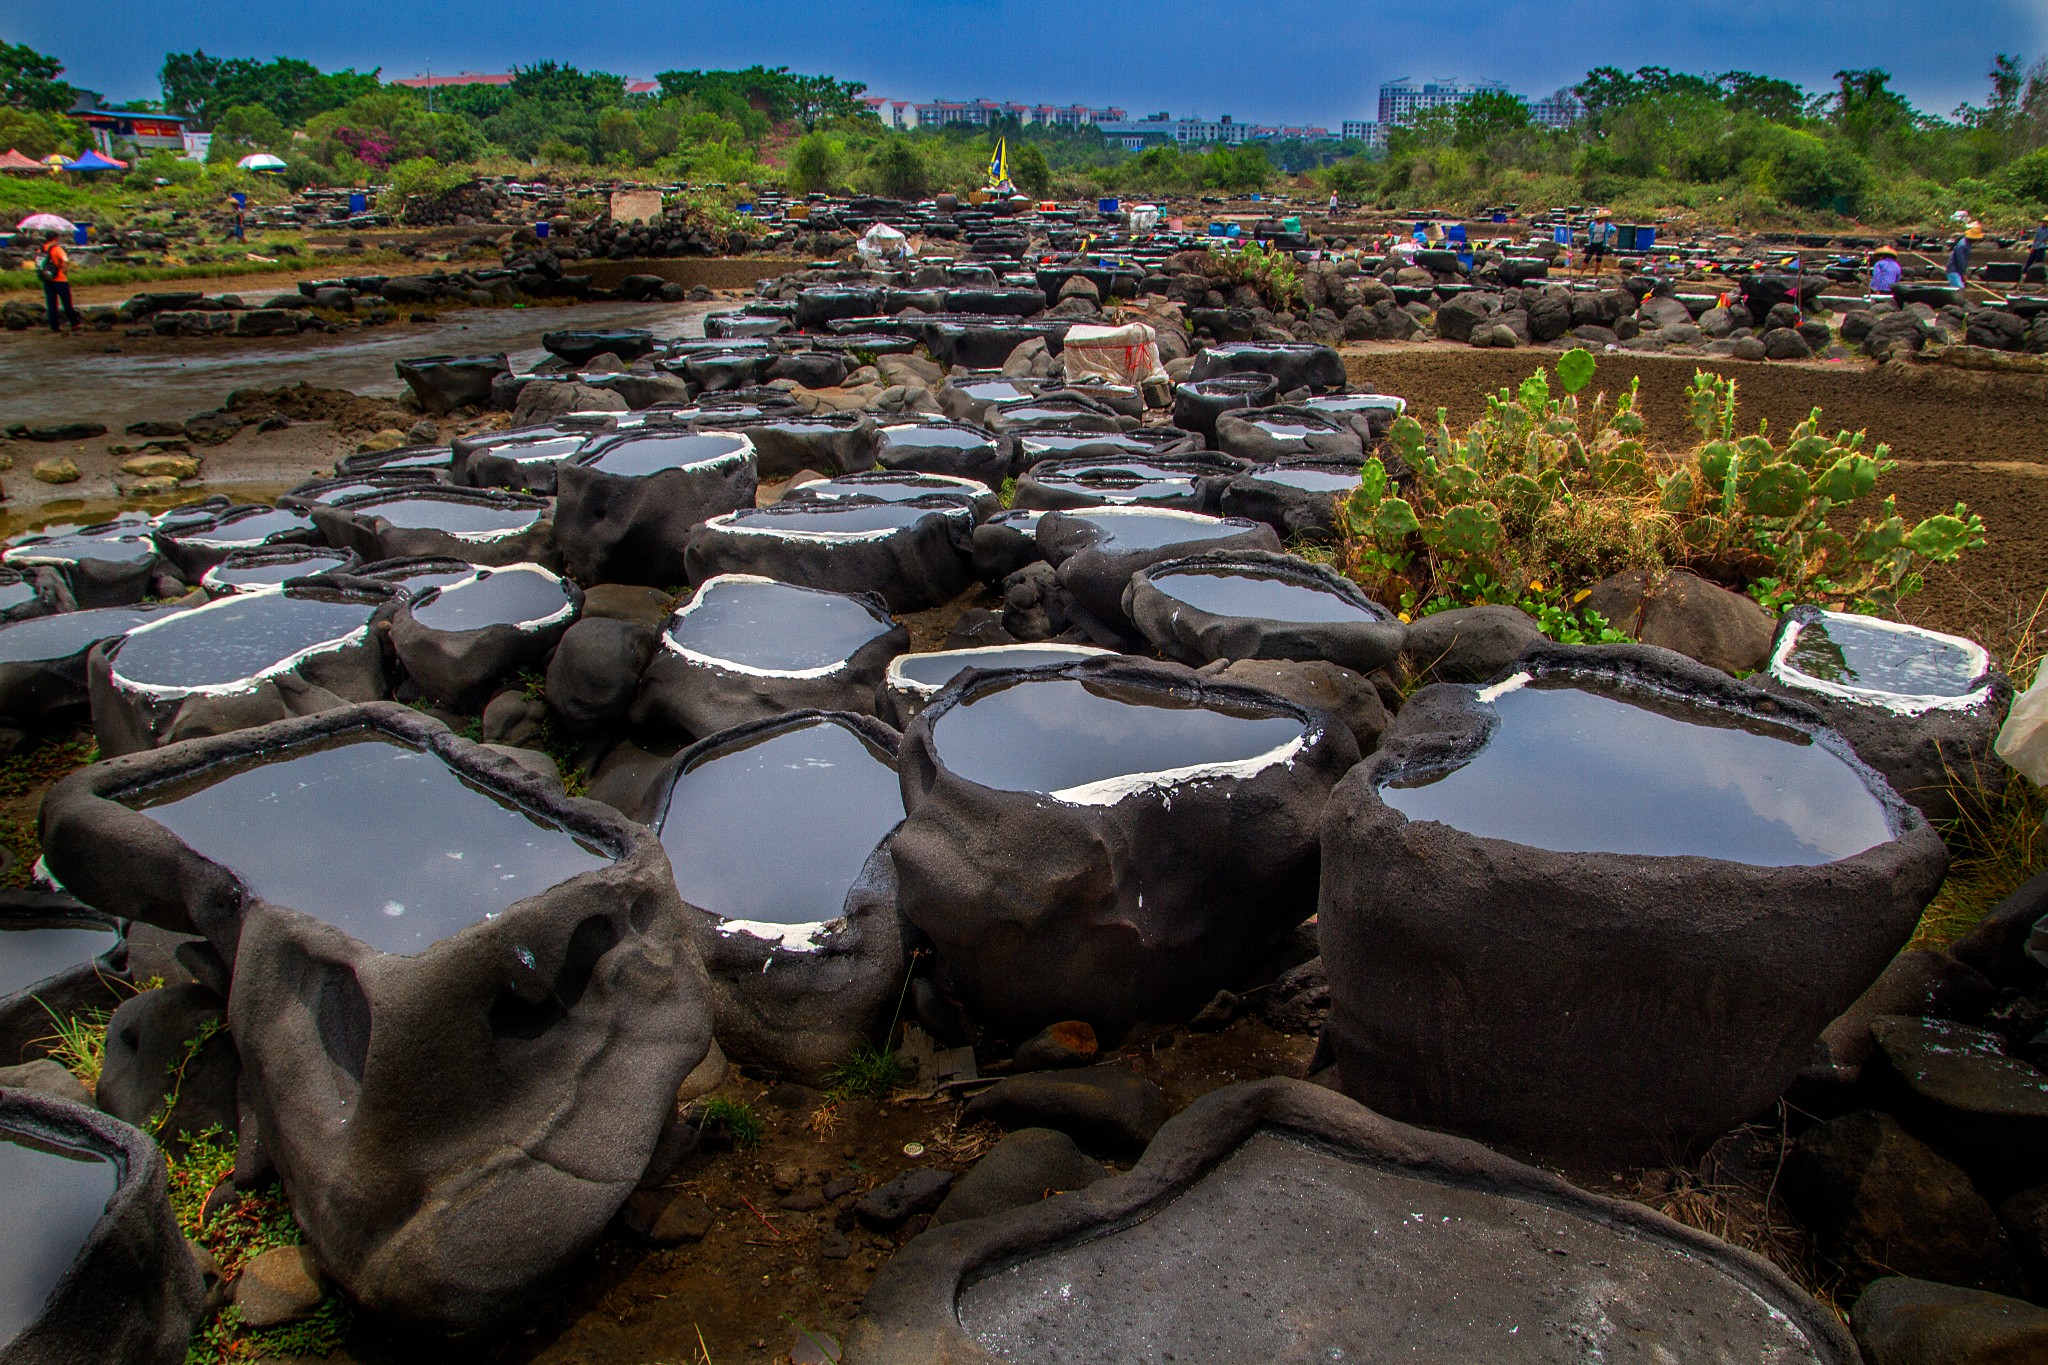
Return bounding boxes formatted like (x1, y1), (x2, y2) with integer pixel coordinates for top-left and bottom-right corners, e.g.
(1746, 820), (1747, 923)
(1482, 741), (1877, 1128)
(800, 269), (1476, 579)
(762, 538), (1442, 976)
(1869, 245), (1901, 297)
(1947, 222), (1983, 291)
(2027, 216), (2048, 280)
(36, 232), (79, 333)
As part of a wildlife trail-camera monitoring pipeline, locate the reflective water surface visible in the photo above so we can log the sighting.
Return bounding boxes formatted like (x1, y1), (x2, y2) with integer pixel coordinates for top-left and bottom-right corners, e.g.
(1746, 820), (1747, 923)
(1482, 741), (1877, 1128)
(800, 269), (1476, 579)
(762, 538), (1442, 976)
(668, 577), (893, 672)
(0, 1128), (116, 1349)
(1381, 681), (1895, 866)
(411, 567), (573, 633)
(133, 733), (610, 953)
(933, 675), (1305, 797)
(1786, 615), (1983, 697)
(0, 922), (118, 998)
(1151, 569), (1378, 624)
(0, 607), (166, 664)
(652, 718), (901, 926)
(111, 593), (377, 690)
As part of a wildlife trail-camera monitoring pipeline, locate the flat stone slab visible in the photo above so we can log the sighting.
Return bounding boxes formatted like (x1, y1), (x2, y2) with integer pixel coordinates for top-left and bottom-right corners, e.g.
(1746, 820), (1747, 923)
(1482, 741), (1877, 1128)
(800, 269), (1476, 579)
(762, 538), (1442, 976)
(848, 1078), (1854, 1365)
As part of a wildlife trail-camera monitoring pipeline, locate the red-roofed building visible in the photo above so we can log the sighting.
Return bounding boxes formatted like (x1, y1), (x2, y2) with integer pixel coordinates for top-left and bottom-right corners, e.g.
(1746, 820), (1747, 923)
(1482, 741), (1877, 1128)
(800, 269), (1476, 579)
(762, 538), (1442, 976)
(392, 70), (514, 89)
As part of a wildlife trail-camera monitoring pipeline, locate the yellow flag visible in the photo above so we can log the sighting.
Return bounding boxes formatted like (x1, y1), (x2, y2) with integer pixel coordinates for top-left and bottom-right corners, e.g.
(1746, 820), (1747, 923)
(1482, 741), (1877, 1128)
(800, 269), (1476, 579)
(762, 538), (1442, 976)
(987, 138), (1008, 189)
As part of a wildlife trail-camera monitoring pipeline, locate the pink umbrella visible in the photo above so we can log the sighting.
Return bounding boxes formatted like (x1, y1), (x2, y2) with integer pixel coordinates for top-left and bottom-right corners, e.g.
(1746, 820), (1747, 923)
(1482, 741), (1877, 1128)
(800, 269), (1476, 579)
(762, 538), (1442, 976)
(15, 213), (75, 232)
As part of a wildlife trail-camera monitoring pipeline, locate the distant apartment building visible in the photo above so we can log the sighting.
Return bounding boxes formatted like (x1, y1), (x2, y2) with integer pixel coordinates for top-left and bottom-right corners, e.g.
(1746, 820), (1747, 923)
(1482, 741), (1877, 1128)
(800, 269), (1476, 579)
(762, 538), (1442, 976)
(906, 99), (1126, 130)
(1339, 120), (1385, 149)
(1092, 113), (1254, 149)
(1530, 89), (1583, 128)
(1377, 78), (1510, 127)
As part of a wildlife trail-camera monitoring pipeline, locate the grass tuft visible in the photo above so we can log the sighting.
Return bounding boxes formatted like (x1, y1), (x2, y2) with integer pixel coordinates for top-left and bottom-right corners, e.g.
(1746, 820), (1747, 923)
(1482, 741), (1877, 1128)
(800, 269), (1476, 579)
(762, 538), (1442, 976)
(824, 1043), (909, 1101)
(701, 1096), (764, 1151)
(34, 1000), (111, 1087)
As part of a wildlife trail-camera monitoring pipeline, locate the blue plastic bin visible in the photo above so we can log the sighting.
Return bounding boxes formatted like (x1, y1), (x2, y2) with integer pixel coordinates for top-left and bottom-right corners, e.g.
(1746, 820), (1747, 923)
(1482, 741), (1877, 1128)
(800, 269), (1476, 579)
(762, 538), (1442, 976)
(1636, 226), (1657, 250)
(73, 225), (88, 245)
(1098, 198), (1120, 214)
(535, 221), (550, 239)
(348, 192), (367, 214)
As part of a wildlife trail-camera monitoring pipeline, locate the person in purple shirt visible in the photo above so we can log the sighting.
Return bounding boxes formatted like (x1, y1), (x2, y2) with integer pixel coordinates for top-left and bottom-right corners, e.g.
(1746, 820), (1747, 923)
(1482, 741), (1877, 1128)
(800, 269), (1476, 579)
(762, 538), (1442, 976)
(1870, 245), (1901, 296)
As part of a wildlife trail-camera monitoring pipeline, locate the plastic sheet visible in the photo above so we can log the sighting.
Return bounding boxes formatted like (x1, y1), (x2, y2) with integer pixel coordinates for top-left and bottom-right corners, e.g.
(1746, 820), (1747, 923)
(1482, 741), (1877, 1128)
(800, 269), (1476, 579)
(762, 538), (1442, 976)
(855, 222), (910, 269)
(1996, 657), (2048, 783)
(1061, 322), (1167, 388)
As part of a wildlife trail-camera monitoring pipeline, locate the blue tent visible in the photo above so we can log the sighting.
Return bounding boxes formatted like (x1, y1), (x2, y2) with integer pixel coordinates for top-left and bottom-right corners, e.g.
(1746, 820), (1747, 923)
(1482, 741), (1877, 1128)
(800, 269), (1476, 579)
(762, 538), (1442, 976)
(63, 150), (126, 172)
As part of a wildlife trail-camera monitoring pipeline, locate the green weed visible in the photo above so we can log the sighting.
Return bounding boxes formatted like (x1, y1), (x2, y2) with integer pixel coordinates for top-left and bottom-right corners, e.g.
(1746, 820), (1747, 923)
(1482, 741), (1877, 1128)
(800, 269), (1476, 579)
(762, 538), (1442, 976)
(701, 1096), (764, 1150)
(184, 1300), (348, 1365)
(824, 1043), (909, 1101)
(34, 1000), (111, 1087)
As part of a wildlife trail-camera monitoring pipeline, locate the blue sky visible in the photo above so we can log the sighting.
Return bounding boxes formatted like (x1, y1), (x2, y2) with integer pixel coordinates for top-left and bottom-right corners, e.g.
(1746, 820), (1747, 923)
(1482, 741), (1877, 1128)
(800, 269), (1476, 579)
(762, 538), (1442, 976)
(12, 0), (2048, 123)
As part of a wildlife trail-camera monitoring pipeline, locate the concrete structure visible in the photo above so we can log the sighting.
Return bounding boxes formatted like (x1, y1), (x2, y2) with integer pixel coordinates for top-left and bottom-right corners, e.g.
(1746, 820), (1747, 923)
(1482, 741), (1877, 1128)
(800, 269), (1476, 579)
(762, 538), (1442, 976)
(1377, 78), (1511, 127)
(394, 71), (659, 95)
(71, 108), (189, 158)
(1531, 90), (1583, 128)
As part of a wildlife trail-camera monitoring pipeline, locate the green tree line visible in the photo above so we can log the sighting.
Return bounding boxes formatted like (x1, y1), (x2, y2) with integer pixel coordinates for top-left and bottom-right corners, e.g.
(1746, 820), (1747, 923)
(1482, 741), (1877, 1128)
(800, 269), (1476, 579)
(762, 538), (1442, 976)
(1322, 59), (2048, 231)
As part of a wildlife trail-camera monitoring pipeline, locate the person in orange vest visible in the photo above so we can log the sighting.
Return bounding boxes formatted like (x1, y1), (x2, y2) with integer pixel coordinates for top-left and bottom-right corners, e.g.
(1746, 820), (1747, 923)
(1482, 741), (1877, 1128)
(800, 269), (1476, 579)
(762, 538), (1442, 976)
(36, 232), (80, 333)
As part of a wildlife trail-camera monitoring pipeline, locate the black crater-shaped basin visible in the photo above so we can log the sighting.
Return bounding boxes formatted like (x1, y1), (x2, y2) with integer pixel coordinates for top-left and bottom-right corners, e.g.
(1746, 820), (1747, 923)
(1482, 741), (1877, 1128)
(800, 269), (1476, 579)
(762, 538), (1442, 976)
(872, 422), (1009, 485)
(931, 674), (1307, 804)
(337, 445), (454, 476)
(0, 1125), (117, 1348)
(411, 566), (575, 634)
(649, 715), (903, 938)
(129, 732), (610, 954)
(0, 607), (167, 665)
(890, 644), (1117, 695)
(665, 575), (894, 675)
(0, 920), (119, 1000)
(283, 475), (438, 509)
(200, 547), (353, 594)
(108, 591), (380, 694)
(580, 431), (752, 479)
(357, 558), (478, 599)
(874, 424), (999, 457)
(4, 531), (157, 571)
(1016, 456), (1236, 512)
(949, 1117), (1843, 1365)
(787, 472), (992, 515)
(1147, 565), (1382, 624)
(1380, 676), (1895, 867)
(1771, 609), (1991, 710)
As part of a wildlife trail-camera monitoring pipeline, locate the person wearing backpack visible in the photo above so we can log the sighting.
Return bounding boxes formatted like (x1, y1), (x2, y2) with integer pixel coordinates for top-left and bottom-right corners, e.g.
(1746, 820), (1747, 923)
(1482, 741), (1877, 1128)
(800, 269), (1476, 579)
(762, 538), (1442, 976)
(36, 232), (79, 333)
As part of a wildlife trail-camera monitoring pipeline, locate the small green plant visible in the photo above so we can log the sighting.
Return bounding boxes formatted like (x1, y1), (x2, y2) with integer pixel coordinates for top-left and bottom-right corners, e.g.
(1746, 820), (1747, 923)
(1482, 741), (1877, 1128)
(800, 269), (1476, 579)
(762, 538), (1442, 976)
(1201, 239), (1301, 310)
(824, 1044), (909, 1101)
(34, 1000), (111, 1087)
(997, 476), (1018, 509)
(147, 1020), (226, 1141)
(701, 1096), (764, 1151)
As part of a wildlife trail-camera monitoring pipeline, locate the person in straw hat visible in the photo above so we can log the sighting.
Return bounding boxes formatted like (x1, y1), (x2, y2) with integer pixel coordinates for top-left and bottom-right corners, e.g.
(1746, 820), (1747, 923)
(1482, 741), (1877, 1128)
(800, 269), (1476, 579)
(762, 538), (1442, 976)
(1869, 244), (1900, 297)
(1584, 207), (1617, 274)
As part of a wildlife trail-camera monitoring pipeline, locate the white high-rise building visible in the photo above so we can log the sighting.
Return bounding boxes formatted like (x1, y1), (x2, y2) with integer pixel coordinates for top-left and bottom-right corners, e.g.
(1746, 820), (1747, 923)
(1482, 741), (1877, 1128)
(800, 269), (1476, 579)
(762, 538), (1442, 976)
(1376, 78), (1510, 127)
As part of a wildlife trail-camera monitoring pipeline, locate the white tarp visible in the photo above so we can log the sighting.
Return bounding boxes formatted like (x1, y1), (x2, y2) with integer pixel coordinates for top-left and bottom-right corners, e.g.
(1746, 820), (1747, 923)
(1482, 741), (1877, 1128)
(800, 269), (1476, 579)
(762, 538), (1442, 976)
(1061, 321), (1167, 387)
(856, 222), (910, 268)
(1997, 657), (2048, 784)
(1124, 203), (1161, 233)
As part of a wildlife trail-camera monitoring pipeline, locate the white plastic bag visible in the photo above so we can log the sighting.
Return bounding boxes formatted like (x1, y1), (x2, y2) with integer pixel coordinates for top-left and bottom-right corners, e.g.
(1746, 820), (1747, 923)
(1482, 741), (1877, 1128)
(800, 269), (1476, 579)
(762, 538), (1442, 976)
(856, 222), (910, 268)
(1061, 321), (1167, 388)
(1995, 657), (2048, 784)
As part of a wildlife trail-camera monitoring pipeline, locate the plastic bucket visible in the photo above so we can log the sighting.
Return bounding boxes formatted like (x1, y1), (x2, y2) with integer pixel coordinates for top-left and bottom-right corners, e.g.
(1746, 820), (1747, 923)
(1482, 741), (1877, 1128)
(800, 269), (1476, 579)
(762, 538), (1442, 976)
(535, 221), (550, 239)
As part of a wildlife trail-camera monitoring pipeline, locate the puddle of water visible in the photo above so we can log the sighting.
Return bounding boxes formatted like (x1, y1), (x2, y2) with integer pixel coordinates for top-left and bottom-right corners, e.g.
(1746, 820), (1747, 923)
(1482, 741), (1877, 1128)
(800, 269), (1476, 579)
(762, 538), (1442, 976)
(650, 717), (901, 927)
(466, 433), (588, 467)
(877, 424), (998, 454)
(582, 431), (749, 478)
(1028, 460), (1202, 505)
(952, 379), (1035, 403)
(0, 1128), (117, 1348)
(1305, 392), (1404, 417)
(1055, 509), (1242, 554)
(108, 591), (377, 691)
(791, 473), (988, 503)
(1783, 613), (1983, 697)
(1243, 465), (1359, 494)
(0, 606), (171, 664)
(0, 580), (37, 615)
(1016, 431), (1161, 459)
(892, 644), (1113, 691)
(715, 502), (959, 537)
(1150, 568), (1379, 624)
(170, 506), (318, 551)
(131, 732), (611, 954)
(931, 674), (1306, 801)
(344, 492), (542, 537)
(410, 566), (573, 633)
(1381, 679), (1895, 866)
(667, 576), (893, 674)
(201, 548), (352, 592)
(0, 921), (118, 998)
(361, 561), (477, 599)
